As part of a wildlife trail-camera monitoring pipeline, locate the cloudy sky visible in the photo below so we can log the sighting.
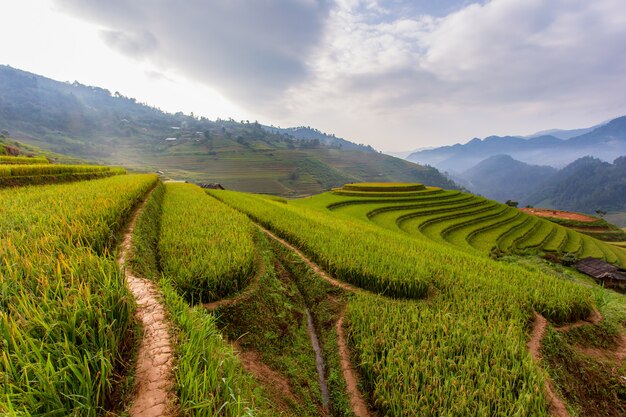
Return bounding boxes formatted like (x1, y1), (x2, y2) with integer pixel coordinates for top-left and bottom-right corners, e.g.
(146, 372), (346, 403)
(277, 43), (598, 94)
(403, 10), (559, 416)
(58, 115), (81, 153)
(1, 0), (625, 151)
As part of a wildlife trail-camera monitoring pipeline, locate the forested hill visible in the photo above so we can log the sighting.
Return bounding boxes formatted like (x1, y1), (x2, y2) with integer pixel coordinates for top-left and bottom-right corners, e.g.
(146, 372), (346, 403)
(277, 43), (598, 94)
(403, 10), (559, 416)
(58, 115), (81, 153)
(0, 65), (457, 195)
(526, 156), (626, 213)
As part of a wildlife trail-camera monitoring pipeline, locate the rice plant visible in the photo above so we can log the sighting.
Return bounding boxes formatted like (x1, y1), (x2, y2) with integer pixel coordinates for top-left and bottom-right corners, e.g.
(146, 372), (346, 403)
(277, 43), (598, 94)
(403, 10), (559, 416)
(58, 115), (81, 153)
(160, 183), (256, 303)
(0, 174), (157, 415)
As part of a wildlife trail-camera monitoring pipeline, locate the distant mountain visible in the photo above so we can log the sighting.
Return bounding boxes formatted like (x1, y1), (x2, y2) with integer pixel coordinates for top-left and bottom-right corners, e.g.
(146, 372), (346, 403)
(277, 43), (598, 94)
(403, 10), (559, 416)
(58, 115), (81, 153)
(0, 65), (457, 194)
(408, 117), (626, 173)
(457, 155), (557, 203)
(524, 120), (608, 140)
(526, 156), (626, 213)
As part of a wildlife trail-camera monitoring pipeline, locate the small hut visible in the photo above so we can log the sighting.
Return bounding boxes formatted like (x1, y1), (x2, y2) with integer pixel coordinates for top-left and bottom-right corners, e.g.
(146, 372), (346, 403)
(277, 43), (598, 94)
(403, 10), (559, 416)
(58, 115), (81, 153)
(198, 183), (224, 190)
(575, 257), (626, 288)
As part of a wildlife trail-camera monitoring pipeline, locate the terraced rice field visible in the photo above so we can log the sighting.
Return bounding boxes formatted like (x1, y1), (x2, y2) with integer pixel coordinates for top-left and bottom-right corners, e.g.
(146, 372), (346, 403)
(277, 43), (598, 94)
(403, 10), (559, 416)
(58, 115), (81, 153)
(0, 157), (125, 187)
(3, 178), (624, 416)
(294, 183), (626, 267)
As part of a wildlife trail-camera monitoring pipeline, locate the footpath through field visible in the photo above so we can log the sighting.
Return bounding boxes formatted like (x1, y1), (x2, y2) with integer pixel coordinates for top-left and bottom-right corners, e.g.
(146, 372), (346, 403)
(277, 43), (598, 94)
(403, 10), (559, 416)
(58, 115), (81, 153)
(118, 190), (175, 417)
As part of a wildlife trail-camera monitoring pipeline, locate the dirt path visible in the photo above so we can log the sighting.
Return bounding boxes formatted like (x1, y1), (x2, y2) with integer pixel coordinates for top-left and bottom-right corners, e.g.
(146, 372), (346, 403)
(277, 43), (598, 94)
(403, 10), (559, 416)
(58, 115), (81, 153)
(576, 332), (626, 362)
(259, 225), (372, 417)
(336, 311), (371, 417)
(528, 313), (570, 417)
(232, 343), (299, 411)
(118, 194), (175, 417)
(258, 226), (361, 293)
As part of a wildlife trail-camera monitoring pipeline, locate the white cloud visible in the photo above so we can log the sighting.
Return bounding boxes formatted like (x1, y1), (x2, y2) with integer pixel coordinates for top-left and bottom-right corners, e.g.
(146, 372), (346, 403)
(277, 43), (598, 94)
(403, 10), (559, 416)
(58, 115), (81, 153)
(53, 0), (331, 103)
(274, 0), (626, 149)
(6, 0), (625, 150)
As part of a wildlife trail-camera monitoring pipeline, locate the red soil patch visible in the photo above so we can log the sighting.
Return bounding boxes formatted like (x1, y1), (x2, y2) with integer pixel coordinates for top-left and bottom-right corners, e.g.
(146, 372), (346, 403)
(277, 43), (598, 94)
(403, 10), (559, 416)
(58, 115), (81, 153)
(118, 192), (175, 417)
(520, 208), (596, 222)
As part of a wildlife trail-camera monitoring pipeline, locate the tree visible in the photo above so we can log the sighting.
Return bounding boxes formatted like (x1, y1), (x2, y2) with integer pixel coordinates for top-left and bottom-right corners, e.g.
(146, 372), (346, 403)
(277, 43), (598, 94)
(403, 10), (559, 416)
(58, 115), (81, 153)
(505, 200), (519, 208)
(595, 209), (607, 217)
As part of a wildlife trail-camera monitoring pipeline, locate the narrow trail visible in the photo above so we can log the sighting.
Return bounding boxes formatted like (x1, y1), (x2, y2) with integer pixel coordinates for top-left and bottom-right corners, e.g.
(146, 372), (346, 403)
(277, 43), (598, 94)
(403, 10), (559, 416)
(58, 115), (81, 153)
(203, 251), (265, 311)
(336, 311), (371, 417)
(232, 343), (300, 411)
(258, 226), (360, 293)
(118, 194), (175, 417)
(528, 313), (570, 417)
(259, 225), (372, 417)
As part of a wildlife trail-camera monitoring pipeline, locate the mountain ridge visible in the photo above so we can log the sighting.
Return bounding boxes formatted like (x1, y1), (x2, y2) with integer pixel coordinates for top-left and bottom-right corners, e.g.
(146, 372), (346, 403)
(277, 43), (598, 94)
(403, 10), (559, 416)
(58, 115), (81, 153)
(407, 116), (626, 172)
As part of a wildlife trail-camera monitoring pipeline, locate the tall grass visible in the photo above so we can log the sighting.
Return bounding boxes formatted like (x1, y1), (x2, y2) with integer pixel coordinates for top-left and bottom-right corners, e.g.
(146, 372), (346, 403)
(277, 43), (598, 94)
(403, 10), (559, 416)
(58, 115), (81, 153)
(0, 155), (49, 164)
(0, 174), (157, 415)
(5, 164), (113, 177)
(159, 183), (256, 303)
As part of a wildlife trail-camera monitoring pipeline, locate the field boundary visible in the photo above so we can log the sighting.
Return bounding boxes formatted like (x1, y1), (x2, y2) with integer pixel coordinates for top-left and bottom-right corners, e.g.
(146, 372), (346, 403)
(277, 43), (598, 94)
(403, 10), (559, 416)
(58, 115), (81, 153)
(203, 247), (265, 311)
(118, 187), (176, 417)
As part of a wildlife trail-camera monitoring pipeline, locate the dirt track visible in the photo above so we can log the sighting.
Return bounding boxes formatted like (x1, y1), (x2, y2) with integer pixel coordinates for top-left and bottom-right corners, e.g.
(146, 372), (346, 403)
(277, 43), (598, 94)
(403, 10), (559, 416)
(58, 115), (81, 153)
(528, 313), (570, 417)
(118, 194), (175, 417)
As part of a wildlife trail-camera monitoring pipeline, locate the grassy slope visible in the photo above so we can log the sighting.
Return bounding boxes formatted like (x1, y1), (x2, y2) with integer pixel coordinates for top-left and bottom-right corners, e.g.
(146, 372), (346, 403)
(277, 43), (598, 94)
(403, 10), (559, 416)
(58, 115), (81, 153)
(12, 129), (456, 196)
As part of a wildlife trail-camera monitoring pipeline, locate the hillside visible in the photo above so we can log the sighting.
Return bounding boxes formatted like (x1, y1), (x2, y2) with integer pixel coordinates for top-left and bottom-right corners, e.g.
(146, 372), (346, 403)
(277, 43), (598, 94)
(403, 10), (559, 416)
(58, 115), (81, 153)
(0, 65), (456, 195)
(527, 156), (626, 213)
(457, 154), (557, 203)
(407, 116), (626, 173)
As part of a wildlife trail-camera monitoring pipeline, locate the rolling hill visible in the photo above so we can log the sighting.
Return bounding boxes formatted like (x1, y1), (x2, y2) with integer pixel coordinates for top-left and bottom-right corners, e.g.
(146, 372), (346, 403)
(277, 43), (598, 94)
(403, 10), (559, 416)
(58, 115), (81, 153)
(0, 65), (456, 195)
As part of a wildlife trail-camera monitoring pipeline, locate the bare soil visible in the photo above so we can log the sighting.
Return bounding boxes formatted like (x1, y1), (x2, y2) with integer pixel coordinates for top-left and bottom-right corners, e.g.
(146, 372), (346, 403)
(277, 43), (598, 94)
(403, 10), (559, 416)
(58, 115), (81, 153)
(528, 313), (570, 417)
(576, 332), (626, 362)
(118, 195), (175, 417)
(232, 343), (299, 411)
(336, 312), (371, 417)
(520, 208), (596, 222)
